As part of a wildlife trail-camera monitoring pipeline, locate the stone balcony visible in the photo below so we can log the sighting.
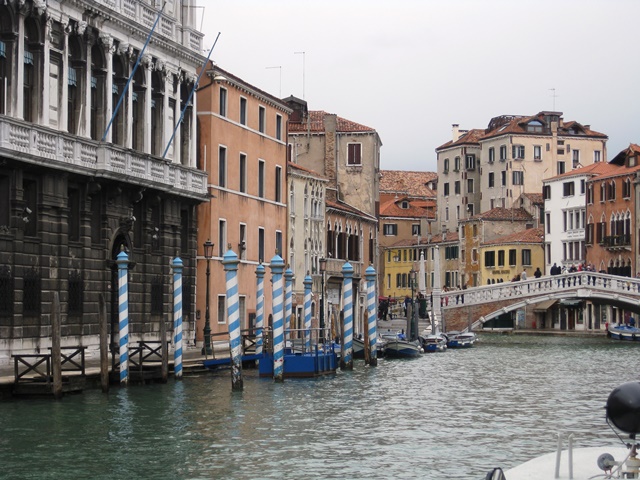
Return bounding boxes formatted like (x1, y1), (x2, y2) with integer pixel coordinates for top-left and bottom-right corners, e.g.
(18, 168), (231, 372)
(91, 0), (204, 53)
(0, 116), (208, 201)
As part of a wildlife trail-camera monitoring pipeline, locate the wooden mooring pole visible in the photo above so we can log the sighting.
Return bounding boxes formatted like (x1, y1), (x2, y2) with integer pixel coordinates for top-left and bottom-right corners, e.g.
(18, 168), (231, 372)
(51, 292), (62, 399)
(99, 293), (109, 393)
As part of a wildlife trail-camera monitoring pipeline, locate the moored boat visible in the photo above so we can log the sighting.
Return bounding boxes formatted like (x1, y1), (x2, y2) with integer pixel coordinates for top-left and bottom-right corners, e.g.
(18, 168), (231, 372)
(382, 334), (423, 358)
(419, 333), (447, 352)
(445, 330), (477, 348)
(607, 323), (640, 341)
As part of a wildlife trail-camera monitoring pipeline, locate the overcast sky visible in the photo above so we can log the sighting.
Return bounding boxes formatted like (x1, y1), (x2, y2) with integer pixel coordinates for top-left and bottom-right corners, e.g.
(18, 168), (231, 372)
(199, 0), (639, 173)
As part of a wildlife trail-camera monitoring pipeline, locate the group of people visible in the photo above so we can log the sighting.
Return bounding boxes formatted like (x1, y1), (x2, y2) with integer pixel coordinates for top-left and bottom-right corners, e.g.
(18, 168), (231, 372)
(550, 262), (596, 275)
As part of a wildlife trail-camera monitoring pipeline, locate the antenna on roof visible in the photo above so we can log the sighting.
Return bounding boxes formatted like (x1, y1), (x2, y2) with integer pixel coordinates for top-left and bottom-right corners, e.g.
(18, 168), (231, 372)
(294, 51), (305, 99)
(549, 88), (558, 111)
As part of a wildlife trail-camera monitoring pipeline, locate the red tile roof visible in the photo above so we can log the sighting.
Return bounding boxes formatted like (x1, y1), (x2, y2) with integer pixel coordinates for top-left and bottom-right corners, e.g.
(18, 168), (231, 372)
(389, 231), (459, 247)
(467, 207), (533, 222)
(544, 161), (616, 181)
(379, 196), (434, 219)
(522, 193), (544, 205)
(380, 170), (438, 197)
(288, 111), (376, 133)
(482, 227), (544, 247)
(288, 161), (326, 178)
(326, 199), (376, 221)
(436, 128), (485, 150)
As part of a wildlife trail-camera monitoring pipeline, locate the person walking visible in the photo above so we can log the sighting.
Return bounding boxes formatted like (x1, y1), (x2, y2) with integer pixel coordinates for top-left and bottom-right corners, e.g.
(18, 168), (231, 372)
(534, 267), (542, 278)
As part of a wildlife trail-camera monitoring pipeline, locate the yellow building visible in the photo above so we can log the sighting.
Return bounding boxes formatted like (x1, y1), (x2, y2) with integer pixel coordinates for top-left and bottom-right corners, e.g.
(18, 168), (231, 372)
(479, 228), (545, 285)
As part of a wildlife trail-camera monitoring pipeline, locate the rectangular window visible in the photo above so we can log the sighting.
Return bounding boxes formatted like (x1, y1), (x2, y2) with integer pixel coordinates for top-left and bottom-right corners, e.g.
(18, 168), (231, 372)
(557, 161), (566, 175)
(546, 213), (551, 234)
(543, 185), (551, 200)
(467, 179), (474, 193)
(347, 143), (362, 165)
(512, 171), (524, 185)
(218, 219), (227, 257)
(488, 147), (495, 163)
(484, 251), (495, 268)
(563, 181), (575, 197)
(259, 106), (266, 133)
(443, 158), (449, 173)
(276, 115), (282, 140)
(239, 153), (247, 193)
(512, 145), (525, 159)
(275, 230), (282, 257)
(580, 179), (585, 195)
(217, 295), (226, 324)
(239, 223), (247, 259)
(522, 249), (531, 266)
(454, 157), (460, 171)
(488, 172), (494, 188)
(443, 183), (450, 196)
(508, 249), (517, 266)
(572, 149), (580, 167)
(383, 224), (398, 236)
(465, 154), (476, 171)
(499, 145), (507, 161)
(239, 97), (247, 125)
(534, 145), (542, 160)
(258, 227), (265, 263)
(258, 160), (265, 198)
(275, 166), (282, 202)
(218, 146), (227, 188)
(412, 224), (420, 235)
(219, 87), (227, 116)
(498, 250), (505, 267)
(594, 150), (601, 163)
(454, 181), (460, 195)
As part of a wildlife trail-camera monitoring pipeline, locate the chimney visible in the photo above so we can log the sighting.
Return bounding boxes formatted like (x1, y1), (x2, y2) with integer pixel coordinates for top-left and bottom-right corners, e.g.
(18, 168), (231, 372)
(452, 124), (460, 142)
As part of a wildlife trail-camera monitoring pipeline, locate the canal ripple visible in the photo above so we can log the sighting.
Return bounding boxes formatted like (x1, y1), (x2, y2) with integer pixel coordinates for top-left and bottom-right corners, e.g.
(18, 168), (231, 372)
(1, 334), (640, 479)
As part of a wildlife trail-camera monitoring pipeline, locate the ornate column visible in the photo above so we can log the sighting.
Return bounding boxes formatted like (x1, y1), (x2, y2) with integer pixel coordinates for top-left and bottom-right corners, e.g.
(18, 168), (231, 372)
(60, 17), (70, 132)
(162, 64), (174, 158)
(41, 13), (52, 126)
(15, 8), (25, 119)
(173, 68), (182, 164)
(189, 74), (197, 167)
(142, 53), (152, 153)
(99, 32), (114, 142)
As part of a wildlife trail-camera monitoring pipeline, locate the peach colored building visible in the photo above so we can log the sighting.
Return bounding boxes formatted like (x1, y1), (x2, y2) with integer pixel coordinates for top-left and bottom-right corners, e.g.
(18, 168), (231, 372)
(585, 145), (640, 277)
(196, 65), (291, 341)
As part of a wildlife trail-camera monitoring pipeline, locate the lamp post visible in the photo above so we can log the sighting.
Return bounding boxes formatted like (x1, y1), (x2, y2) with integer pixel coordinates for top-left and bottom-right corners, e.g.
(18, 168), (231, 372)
(319, 258), (327, 343)
(202, 239), (214, 356)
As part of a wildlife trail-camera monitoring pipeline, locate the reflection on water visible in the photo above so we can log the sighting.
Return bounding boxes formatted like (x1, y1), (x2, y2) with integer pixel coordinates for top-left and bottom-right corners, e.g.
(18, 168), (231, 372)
(1, 334), (639, 479)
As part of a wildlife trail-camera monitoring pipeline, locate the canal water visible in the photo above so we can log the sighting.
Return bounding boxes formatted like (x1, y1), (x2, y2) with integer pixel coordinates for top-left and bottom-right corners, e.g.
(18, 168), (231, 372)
(2, 334), (640, 479)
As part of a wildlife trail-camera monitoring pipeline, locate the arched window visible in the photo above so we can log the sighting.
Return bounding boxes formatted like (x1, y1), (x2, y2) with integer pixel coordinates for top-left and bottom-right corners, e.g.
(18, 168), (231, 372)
(23, 17), (42, 123)
(150, 68), (164, 155)
(67, 35), (85, 134)
(111, 53), (127, 146)
(0, 5), (14, 116)
(90, 44), (106, 141)
(179, 79), (193, 165)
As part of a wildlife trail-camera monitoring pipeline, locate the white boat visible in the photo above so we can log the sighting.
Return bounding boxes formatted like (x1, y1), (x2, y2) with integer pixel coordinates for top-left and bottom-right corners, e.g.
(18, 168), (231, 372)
(382, 332), (423, 358)
(445, 330), (477, 348)
(488, 381), (640, 479)
(419, 334), (447, 352)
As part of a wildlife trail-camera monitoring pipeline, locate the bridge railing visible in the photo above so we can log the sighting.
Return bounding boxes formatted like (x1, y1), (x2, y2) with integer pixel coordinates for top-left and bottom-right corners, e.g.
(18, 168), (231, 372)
(440, 272), (640, 308)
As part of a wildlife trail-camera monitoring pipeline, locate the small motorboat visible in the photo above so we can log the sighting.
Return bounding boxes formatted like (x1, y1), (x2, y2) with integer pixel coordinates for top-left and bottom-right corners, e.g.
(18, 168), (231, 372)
(607, 322), (640, 341)
(380, 331), (423, 358)
(444, 330), (477, 348)
(419, 333), (447, 352)
(487, 381), (640, 479)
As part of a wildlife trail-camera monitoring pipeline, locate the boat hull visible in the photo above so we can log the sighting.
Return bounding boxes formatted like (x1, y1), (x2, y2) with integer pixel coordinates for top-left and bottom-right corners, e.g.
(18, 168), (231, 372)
(383, 340), (423, 358)
(608, 324), (640, 341)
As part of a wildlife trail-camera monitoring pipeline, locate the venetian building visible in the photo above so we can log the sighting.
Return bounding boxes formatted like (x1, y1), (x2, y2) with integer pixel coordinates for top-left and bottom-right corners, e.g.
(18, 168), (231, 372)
(0, 0), (207, 363)
(287, 96), (381, 339)
(196, 65), (290, 341)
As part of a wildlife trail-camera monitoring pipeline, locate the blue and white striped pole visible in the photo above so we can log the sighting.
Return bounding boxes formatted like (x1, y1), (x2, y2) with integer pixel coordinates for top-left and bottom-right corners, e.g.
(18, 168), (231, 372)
(284, 268), (294, 339)
(365, 265), (378, 367)
(116, 250), (130, 385)
(255, 263), (265, 358)
(223, 249), (243, 391)
(172, 256), (184, 379)
(270, 255), (286, 382)
(341, 262), (354, 370)
(303, 274), (313, 352)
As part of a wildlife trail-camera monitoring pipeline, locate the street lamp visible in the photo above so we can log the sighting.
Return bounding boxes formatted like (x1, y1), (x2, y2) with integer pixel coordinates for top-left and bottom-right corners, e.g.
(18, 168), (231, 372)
(202, 239), (214, 356)
(319, 257), (327, 343)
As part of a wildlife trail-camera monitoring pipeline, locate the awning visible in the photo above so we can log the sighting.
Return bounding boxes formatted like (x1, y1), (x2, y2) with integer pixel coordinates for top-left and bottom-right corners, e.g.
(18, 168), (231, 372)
(533, 299), (557, 312)
(559, 299), (583, 308)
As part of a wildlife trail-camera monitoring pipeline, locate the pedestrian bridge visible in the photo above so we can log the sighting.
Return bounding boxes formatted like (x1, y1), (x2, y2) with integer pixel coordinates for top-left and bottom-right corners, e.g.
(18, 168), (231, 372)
(439, 272), (640, 332)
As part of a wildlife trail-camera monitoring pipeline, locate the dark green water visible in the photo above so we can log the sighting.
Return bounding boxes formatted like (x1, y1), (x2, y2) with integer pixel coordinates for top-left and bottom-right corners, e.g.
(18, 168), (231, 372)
(1, 334), (639, 479)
